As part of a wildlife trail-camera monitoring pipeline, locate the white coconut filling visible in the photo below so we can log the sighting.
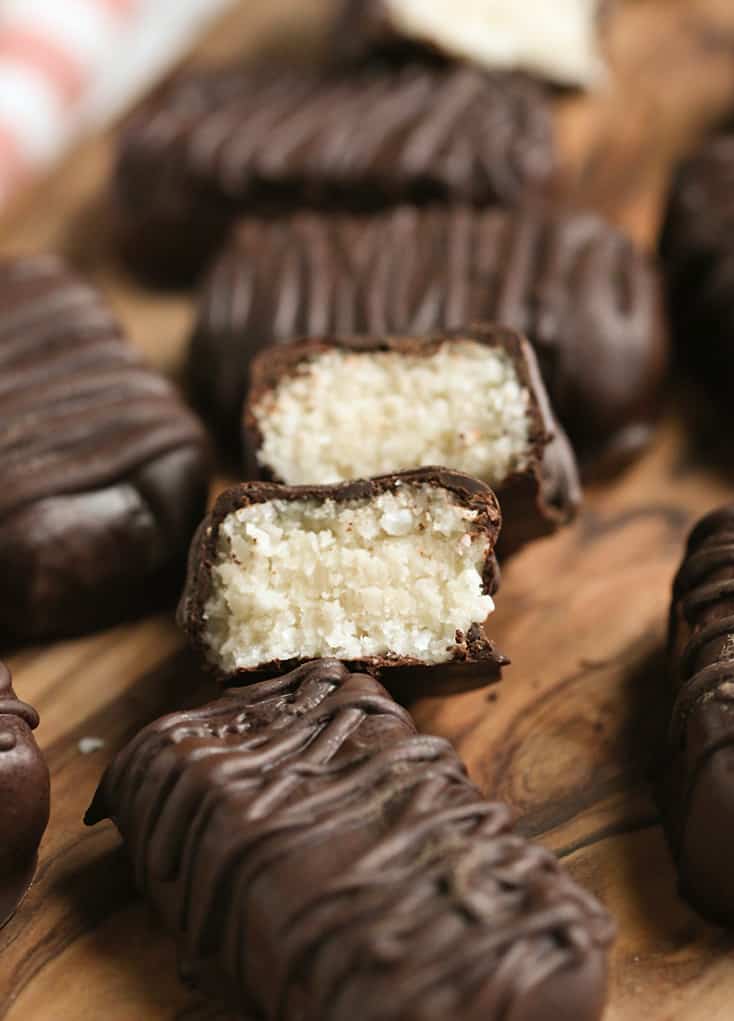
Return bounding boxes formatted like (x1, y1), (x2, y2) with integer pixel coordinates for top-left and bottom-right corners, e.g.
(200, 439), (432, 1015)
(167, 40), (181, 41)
(203, 484), (494, 672)
(253, 342), (533, 487)
(383, 0), (605, 87)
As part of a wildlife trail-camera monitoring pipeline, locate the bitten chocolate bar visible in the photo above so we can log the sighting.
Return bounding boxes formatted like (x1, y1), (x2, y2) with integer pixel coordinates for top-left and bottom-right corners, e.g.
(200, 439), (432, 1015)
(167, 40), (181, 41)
(178, 468), (503, 677)
(332, 0), (608, 88)
(660, 506), (734, 925)
(86, 659), (614, 1021)
(189, 205), (666, 472)
(0, 662), (49, 929)
(244, 326), (581, 555)
(661, 132), (734, 396)
(114, 63), (555, 279)
(0, 255), (210, 641)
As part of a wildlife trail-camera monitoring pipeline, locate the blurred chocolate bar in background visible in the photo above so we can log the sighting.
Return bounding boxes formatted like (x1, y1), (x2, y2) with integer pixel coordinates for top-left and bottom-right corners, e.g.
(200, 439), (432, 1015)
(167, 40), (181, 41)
(190, 205), (667, 474)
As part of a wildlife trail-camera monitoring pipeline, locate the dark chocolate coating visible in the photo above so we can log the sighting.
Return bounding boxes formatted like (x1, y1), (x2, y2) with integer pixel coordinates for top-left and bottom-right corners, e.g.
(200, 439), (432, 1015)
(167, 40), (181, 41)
(189, 205), (666, 472)
(244, 325), (581, 556)
(86, 659), (613, 1020)
(0, 255), (211, 641)
(0, 662), (49, 928)
(660, 132), (734, 394)
(114, 63), (555, 281)
(661, 505), (734, 925)
(178, 467), (504, 678)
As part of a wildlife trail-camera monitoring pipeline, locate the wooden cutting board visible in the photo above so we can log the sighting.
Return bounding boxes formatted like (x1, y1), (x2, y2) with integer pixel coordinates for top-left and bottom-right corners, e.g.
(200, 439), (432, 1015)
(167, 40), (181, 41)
(3, 1), (734, 1018)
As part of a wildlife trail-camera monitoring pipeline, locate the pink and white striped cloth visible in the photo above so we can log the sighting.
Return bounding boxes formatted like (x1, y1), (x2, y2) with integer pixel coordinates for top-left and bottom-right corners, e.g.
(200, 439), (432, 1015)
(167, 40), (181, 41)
(0, 0), (235, 206)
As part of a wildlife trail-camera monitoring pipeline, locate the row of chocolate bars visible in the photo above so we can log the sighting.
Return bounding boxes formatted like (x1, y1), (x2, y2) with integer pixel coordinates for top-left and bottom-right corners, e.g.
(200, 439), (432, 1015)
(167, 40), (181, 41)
(2, 3), (734, 1019)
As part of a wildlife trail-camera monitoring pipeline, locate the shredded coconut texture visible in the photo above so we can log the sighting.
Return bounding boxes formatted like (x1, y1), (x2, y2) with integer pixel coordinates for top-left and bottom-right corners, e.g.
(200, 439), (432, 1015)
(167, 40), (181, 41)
(253, 342), (533, 486)
(203, 484), (494, 672)
(383, 0), (604, 86)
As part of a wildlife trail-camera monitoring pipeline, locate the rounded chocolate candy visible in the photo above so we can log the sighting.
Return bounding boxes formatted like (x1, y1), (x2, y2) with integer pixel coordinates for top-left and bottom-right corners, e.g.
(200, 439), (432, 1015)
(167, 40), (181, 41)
(0, 662), (49, 928)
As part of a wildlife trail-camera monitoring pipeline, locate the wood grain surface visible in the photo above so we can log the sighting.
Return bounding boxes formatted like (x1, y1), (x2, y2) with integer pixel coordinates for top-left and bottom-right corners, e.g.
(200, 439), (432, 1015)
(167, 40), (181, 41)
(3, 1), (734, 1018)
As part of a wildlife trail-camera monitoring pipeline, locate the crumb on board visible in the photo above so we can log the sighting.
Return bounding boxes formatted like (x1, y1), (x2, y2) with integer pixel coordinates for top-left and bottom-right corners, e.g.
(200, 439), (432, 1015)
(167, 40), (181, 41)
(78, 736), (106, 755)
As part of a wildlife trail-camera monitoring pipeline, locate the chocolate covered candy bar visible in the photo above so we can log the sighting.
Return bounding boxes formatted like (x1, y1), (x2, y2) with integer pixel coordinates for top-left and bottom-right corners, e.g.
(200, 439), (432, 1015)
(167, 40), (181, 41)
(660, 506), (734, 925)
(189, 205), (666, 472)
(245, 326), (581, 554)
(0, 255), (210, 641)
(0, 663), (49, 928)
(115, 64), (555, 280)
(333, 0), (607, 88)
(178, 468), (503, 676)
(660, 132), (734, 395)
(86, 659), (614, 1020)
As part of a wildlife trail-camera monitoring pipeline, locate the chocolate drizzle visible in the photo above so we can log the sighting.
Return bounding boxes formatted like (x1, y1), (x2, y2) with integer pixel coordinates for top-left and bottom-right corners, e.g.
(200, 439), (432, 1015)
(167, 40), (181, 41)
(0, 255), (204, 520)
(189, 205), (666, 470)
(88, 660), (613, 1020)
(0, 255), (211, 641)
(669, 508), (734, 739)
(660, 506), (734, 923)
(0, 662), (49, 929)
(114, 63), (555, 280)
(0, 665), (37, 729)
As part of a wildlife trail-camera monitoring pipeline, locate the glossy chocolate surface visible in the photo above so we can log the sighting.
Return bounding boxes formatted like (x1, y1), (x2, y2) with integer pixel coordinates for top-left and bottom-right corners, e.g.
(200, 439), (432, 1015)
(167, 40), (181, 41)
(114, 63), (555, 280)
(0, 255), (211, 641)
(87, 659), (613, 1020)
(244, 326), (581, 555)
(189, 205), (666, 472)
(0, 663), (49, 929)
(662, 506), (734, 924)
